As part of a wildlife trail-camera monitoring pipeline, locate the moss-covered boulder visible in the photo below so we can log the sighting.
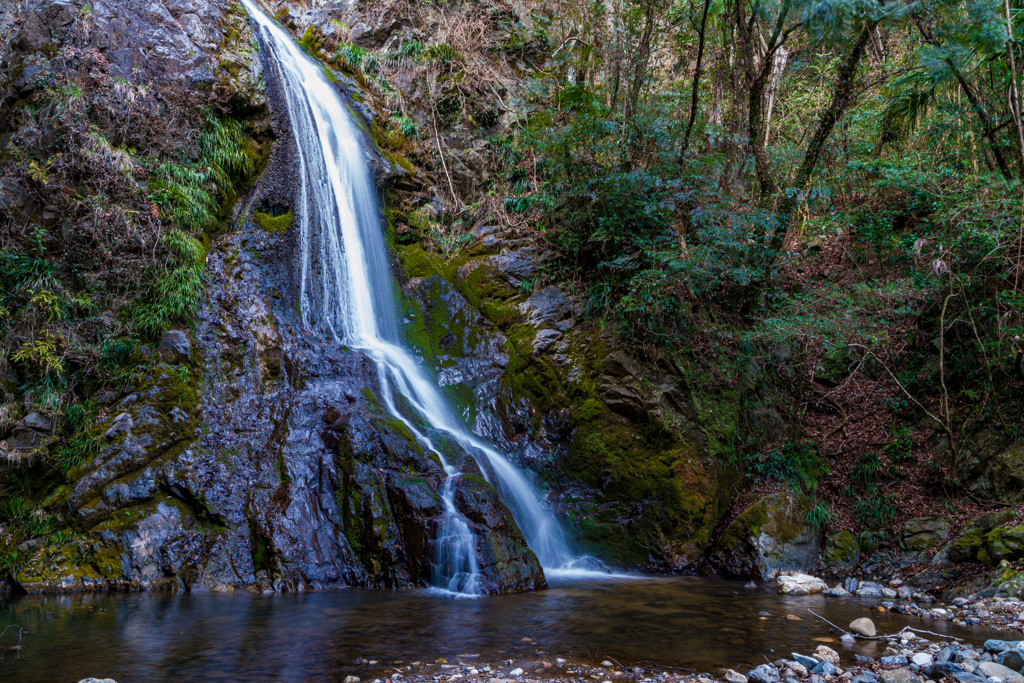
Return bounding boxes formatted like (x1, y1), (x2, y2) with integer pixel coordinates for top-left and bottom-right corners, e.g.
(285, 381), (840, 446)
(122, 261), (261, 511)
(823, 529), (860, 573)
(901, 516), (951, 551)
(708, 492), (819, 580)
(946, 510), (1016, 564)
(984, 526), (1024, 565)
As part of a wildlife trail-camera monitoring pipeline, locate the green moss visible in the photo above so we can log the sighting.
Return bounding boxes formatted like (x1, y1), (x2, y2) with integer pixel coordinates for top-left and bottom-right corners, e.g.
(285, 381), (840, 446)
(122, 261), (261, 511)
(399, 247), (439, 279)
(254, 210), (293, 234)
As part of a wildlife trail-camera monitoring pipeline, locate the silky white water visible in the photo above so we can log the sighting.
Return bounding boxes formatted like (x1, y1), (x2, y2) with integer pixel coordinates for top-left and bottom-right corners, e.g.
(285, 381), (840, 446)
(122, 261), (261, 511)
(243, 0), (576, 594)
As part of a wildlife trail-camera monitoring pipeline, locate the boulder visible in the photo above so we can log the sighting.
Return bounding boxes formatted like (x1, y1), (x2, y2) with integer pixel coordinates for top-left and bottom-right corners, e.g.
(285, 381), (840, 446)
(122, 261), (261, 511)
(8, 411), (53, 449)
(777, 573), (828, 595)
(977, 662), (1024, 683)
(901, 516), (950, 551)
(814, 645), (840, 665)
(157, 330), (191, 364)
(998, 650), (1024, 673)
(947, 511), (1015, 563)
(849, 617), (876, 637)
(985, 526), (1024, 565)
(824, 529), (860, 572)
(713, 493), (821, 580)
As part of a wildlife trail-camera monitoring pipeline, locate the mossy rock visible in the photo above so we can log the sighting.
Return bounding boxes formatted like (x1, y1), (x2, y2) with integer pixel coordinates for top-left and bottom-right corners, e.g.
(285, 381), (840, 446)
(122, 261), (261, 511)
(823, 528), (860, 570)
(947, 510), (1016, 564)
(813, 345), (851, 387)
(985, 526), (1024, 565)
(711, 492), (818, 579)
(254, 211), (293, 234)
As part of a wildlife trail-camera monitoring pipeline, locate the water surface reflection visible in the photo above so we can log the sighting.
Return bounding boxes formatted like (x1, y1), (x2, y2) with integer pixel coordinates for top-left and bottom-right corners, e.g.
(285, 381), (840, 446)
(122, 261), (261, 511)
(0, 575), (1015, 683)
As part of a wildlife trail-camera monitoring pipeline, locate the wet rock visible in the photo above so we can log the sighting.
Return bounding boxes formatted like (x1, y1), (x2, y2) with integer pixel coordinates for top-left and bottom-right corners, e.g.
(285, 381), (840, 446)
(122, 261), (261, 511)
(724, 670), (748, 683)
(533, 329), (561, 354)
(824, 584), (851, 597)
(977, 662), (1024, 683)
(850, 617), (876, 637)
(158, 330), (191, 365)
(77, 679), (119, 683)
(901, 516), (950, 551)
(881, 656), (909, 666)
(777, 573), (827, 595)
(879, 669), (922, 683)
(103, 413), (133, 440)
(519, 287), (575, 332)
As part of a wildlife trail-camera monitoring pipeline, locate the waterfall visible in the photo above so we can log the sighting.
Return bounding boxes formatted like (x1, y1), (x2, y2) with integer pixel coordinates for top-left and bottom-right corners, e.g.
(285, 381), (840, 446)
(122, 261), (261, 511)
(242, 1), (575, 594)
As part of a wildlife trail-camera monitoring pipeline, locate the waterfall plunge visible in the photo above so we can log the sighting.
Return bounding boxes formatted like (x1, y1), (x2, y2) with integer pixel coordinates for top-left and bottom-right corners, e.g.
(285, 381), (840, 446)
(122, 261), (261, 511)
(242, 1), (577, 594)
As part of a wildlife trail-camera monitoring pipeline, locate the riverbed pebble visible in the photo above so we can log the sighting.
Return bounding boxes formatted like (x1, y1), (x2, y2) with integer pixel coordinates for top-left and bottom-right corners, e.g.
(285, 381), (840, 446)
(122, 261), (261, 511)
(723, 669), (747, 683)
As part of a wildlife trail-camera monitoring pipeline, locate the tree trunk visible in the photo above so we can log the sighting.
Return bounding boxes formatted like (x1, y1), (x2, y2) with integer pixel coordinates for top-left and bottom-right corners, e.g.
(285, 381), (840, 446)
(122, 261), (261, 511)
(767, 22), (876, 256)
(681, 0), (712, 154)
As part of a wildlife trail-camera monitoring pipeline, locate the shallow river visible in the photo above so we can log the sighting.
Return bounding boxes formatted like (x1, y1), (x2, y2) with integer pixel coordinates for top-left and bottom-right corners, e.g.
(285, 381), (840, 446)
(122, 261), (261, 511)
(0, 573), (1015, 682)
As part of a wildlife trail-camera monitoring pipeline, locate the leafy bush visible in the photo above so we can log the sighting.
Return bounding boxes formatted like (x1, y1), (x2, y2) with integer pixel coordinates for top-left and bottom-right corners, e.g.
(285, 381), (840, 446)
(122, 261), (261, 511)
(747, 439), (830, 494)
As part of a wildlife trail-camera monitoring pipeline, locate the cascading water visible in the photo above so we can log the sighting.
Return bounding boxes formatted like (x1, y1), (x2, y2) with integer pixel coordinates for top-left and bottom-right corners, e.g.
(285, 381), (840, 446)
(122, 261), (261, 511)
(242, 1), (576, 594)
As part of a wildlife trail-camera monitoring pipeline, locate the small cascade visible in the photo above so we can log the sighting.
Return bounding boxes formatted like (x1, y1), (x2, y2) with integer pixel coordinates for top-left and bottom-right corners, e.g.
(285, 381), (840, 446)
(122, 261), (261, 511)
(242, 0), (577, 594)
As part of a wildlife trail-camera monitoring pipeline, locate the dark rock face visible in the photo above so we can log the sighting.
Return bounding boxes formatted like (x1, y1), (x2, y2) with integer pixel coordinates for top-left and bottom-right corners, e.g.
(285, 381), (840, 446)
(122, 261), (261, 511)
(8, 6), (545, 594)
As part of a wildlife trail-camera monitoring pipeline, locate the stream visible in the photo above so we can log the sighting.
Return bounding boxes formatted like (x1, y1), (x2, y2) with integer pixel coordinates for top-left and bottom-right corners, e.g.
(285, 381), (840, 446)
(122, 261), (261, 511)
(0, 575), (1017, 682)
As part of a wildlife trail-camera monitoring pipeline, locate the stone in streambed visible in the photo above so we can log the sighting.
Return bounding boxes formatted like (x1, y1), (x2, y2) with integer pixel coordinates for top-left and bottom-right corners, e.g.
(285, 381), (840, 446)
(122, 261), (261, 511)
(879, 669), (922, 683)
(810, 661), (835, 677)
(814, 645), (840, 665)
(792, 654), (819, 670)
(841, 634), (856, 646)
(777, 573), (828, 595)
(977, 662), (1024, 683)
(925, 662), (963, 679)
(910, 653), (933, 667)
(78, 679), (119, 683)
(724, 669), (748, 683)
(785, 661), (808, 677)
(951, 673), (988, 683)
(849, 617), (876, 637)
(852, 675), (880, 683)
(985, 640), (1019, 654)
(344, 677), (361, 683)
(998, 650), (1024, 673)
(880, 656), (909, 666)
(748, 664), (780, 683)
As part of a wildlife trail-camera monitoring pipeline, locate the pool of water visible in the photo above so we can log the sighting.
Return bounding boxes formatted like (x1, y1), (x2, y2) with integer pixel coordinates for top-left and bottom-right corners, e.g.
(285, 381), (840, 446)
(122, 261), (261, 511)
(0, 574), (1016, 683)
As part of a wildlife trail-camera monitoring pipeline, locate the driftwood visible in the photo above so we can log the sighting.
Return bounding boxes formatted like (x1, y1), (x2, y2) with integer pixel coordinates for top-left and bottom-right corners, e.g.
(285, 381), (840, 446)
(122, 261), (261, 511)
(808, 609), (964, 642)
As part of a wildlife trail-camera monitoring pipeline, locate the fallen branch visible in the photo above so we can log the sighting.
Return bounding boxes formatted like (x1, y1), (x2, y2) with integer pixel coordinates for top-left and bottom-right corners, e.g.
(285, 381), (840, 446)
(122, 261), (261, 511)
(808, 610), (963, 642)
